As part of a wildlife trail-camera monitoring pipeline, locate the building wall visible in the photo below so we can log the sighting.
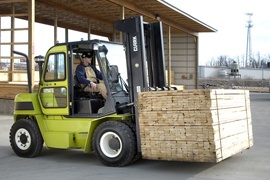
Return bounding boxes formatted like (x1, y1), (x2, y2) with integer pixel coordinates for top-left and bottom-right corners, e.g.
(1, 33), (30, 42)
(199, 66), (270, 79)
(164, 34), (197, 89)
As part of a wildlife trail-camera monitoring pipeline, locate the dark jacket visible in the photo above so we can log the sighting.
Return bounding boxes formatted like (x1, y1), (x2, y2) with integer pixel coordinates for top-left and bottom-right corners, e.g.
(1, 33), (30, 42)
(75, 63), (103, 85)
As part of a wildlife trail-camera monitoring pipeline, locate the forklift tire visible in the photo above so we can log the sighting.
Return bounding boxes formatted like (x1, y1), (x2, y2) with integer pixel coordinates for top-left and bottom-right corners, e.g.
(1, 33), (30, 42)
(122, 120), (142, 164)
(9, 119), (43, 158)
(92, 121), (136, 167)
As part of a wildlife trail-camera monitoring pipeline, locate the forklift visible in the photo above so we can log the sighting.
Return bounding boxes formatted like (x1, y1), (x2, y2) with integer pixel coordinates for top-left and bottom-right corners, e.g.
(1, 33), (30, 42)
(9, 16), (171, 167)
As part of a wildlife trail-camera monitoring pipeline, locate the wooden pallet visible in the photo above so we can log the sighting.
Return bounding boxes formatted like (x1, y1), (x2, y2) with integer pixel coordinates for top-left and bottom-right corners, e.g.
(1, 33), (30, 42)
(138, 89), (253, 162)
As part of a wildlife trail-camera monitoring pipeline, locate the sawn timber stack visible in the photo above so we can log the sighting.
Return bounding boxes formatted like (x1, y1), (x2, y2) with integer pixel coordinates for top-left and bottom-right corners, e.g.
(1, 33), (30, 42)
(138, 89), (253, 162)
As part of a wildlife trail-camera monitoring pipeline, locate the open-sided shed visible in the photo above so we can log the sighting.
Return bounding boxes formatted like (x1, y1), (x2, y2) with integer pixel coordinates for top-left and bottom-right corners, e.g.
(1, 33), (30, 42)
(0, 0), (216, 99)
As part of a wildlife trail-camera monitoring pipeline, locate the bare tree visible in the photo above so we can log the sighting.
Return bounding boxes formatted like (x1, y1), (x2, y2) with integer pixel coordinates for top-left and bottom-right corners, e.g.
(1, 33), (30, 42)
(252, 52), (268, 68)
(204, 53), (270, 68)
(205, 58), (216, 66)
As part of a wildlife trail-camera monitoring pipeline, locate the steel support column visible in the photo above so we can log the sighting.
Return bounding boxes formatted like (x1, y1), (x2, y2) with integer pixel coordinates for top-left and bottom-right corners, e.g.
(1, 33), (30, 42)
(54, 8), (58, 44)
(88, 18), (91, 40)
(65, 28), (68, 42)
(167, 25), (171, 86)
(195, 36), (198, 88)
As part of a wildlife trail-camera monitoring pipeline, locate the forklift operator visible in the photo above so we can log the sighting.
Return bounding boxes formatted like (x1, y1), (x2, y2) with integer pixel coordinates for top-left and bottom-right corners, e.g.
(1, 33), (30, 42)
(75, 52), (107, 99)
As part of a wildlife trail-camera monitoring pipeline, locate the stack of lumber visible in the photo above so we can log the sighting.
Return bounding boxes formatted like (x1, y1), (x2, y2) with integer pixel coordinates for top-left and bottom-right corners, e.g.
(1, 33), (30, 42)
(0, 83), (39, 99)
(138, 89), (253, 162)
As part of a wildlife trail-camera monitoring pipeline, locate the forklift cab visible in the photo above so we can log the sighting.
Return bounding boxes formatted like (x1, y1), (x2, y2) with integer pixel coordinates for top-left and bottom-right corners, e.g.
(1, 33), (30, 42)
(71, 41), (130, 116)
(38, 40), (130, 117)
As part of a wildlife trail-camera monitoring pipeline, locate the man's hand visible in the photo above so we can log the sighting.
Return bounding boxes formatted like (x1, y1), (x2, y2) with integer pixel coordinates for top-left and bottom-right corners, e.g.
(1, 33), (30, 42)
(90, 82), (97, 90)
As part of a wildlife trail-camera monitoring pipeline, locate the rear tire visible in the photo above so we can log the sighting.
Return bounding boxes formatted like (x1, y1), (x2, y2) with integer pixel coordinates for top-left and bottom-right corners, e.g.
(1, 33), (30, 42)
(92, 121), (136, 167)
(9, 119), (43, 158)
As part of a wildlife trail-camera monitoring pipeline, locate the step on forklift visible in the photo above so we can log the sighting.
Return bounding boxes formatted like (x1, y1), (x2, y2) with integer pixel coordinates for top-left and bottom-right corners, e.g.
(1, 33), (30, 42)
(9, 16), (174, 167)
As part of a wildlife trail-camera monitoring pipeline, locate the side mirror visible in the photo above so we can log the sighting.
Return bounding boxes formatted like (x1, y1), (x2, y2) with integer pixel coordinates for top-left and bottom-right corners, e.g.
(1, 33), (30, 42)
(110, 65), (119, 83)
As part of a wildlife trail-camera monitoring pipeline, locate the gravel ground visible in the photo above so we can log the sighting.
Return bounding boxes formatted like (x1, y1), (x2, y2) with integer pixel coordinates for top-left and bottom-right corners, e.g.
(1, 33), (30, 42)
(199, 78), (270, 91)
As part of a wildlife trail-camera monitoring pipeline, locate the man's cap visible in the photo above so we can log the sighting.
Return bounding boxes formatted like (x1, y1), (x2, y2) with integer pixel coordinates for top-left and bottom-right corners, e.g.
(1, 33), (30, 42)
(81, 52), (93, 58)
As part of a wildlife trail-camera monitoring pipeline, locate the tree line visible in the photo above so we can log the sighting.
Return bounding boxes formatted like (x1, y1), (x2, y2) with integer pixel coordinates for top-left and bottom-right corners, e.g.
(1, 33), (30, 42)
(205, 52), (270, 68)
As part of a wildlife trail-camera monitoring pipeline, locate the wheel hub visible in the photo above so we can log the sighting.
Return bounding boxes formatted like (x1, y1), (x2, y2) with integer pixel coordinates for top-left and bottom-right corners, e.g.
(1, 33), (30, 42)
(20, 134), (27, 144)
(15, 128), (31, 150)
(109, 137), (120, 150)
(100, 131), (122, 158)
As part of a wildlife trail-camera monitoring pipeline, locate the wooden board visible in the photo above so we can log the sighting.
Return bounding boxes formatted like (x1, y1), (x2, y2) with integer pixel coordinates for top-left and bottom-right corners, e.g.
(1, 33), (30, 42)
(0, 83), (39, 99)
(138, 89), (253, 163)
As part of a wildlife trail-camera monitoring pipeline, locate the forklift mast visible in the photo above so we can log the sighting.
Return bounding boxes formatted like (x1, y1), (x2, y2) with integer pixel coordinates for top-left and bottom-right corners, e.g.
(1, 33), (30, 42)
(144, 20), (166, 88)
(115, 16), (166, 98)
(115, 16), (166, 151)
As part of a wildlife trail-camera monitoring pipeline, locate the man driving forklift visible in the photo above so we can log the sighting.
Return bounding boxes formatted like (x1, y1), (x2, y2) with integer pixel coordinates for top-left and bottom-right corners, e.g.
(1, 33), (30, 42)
(75, 52), (107, 99)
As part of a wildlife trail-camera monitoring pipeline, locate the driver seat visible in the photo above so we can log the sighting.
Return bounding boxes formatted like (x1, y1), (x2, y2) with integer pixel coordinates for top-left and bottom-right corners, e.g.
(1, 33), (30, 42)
(74, 75), (88, 98)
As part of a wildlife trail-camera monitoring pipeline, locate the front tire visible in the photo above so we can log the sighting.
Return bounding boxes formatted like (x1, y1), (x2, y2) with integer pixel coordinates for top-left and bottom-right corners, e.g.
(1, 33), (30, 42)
(92, 121), (136, 167)
(9, 119), (43, 158)
(122, 120), (142, 164)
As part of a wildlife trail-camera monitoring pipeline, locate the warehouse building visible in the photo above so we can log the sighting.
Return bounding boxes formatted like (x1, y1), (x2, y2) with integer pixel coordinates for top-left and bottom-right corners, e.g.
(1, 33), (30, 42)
(0, 0), (216, 114)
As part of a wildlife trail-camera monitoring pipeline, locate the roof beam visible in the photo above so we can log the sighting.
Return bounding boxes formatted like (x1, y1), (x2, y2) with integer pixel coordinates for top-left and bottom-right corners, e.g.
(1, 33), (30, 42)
(33, 16), (112, 38)
(0, 0), (27, 3)
(107, 0), (198, 36)
(0, 13), (28, 17)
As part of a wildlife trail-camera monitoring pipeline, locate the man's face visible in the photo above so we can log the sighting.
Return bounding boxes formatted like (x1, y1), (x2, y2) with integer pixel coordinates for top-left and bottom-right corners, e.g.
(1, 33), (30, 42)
(82, 57), (91, 66)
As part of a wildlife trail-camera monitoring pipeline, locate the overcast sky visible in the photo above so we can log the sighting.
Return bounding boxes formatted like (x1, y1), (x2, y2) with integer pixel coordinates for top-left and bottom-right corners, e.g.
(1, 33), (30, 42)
(165, 0), (270, 65)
